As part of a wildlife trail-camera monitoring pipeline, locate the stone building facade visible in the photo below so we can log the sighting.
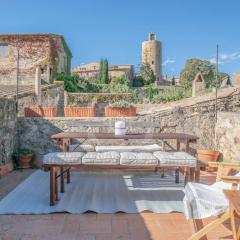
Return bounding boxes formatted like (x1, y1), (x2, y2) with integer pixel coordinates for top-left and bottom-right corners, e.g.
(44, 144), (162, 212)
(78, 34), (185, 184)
(72, 62), (134, 82)
(142, 33), (162, 84)
(0, 34), (72, 85)
(233, 72), (240, 86)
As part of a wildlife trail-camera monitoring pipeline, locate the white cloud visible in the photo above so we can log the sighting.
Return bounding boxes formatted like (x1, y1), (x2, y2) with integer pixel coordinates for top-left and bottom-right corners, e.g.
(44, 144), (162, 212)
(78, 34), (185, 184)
(162, 57), (175, 66)
(208, 51), (240, 65)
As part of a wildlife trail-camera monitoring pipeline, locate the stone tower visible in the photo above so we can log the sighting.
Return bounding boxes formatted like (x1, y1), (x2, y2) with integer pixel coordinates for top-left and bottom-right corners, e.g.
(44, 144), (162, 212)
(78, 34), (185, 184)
(142, 33), (162, 84)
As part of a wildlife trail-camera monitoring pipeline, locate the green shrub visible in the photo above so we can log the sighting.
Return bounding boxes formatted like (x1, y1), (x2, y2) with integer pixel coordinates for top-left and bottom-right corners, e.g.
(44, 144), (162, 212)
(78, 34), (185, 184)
(109, 100), (133, 108)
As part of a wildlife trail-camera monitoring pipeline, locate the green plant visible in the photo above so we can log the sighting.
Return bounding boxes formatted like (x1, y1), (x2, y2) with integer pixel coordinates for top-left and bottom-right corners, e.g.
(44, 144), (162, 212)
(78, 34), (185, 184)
(180, 58), (229, 89)
(109, 100), (133, 108)
(110, 76), (130, 86)
(98, 59), (109, 84)
(19, 149), (32, 156)
(140, 63), (156, 85)
(56, 73), (80, 92)
(147, 86), (154, 101)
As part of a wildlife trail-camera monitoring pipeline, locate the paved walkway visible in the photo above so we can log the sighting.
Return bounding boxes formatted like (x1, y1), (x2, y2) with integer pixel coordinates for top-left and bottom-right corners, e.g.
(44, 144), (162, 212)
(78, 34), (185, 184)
(0, 169), (233, 240)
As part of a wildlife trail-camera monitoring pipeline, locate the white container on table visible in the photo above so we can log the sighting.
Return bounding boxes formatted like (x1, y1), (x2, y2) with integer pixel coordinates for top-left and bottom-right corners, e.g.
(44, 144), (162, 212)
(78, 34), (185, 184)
(115, 121), (126, 136)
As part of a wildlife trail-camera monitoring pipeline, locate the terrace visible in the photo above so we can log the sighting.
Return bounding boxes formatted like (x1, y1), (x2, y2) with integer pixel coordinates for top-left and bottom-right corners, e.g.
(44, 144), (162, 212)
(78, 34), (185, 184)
(0, 87), (240, 240)
(0, 169), (233, 240)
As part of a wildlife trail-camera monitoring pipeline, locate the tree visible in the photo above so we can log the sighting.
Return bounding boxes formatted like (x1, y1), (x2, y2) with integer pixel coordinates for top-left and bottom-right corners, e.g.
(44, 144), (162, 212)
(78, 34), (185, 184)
(56, 73), (80, 92)
(98, 58), (109, 84)
(110, 76), (130, 86)
(180, 59), (215, 89)
(140, 63), (156, 85)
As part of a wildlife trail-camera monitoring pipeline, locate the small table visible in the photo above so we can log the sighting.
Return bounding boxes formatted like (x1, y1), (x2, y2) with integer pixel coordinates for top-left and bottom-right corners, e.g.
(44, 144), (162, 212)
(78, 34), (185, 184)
(224, 190), (240, 240)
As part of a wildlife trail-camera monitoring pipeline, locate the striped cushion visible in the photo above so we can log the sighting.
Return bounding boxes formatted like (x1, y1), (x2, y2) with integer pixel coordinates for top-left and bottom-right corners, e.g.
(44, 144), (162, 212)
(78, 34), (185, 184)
(82, 151), (120, 165)
(43, 152), (84, 165)
(69, 144), (95, 152)
(154, 151), (197, 167)
(96, 144), (163, 152)
(120, 152), (158, 165)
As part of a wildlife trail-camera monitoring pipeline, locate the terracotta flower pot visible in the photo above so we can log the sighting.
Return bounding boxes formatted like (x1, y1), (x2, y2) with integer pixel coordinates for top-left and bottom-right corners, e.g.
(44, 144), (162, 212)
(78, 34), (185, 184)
(196, 149), (220, 166)
(24, 107), (58, 117)
(18, 154), (32, 169)
(0, 163), (14, 178)
(105, 106), (136, 117)
(64, 107), (96, 117)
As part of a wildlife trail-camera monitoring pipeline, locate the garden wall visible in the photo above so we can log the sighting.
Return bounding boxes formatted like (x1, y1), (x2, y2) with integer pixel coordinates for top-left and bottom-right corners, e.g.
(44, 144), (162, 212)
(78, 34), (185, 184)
(65, 92), (135, 116)
(0, 98), (17, 165)
(17, 83), (64, 116)
(18, 89), (240, 161)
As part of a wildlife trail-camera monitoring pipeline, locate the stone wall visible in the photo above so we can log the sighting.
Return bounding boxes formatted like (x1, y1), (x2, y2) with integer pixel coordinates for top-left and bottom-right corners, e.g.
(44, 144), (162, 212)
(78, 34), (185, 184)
(0, 98), (17, 165)
(17, 83), (64, 116)
(216, 112), (240, 162)
(18, 89), (240, 161)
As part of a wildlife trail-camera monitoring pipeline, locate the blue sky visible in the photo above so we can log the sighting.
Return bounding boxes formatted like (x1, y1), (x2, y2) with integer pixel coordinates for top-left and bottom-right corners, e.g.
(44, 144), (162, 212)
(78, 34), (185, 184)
(0, 0), (239, 77)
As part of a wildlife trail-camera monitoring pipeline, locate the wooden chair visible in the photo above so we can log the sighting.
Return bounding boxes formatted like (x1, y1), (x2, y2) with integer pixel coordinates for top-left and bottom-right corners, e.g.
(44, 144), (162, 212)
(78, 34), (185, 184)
(187, 161), (240, 240)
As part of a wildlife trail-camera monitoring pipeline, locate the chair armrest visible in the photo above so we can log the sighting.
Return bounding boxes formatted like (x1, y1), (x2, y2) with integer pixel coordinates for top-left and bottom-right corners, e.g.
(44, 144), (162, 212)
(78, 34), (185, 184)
(208, 161), (240, 168)
(221, 176), (240, 189)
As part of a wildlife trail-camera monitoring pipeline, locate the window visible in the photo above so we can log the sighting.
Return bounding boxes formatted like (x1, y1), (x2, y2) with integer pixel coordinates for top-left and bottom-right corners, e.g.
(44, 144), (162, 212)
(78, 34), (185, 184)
(0, 44), (9, 58)
(152, 61), (154, 65)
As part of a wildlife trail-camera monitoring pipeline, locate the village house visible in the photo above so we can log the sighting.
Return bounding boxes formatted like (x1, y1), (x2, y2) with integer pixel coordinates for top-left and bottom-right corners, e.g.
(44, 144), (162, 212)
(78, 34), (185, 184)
(71, 62), (135, 82)
(0, 34), (72, 85)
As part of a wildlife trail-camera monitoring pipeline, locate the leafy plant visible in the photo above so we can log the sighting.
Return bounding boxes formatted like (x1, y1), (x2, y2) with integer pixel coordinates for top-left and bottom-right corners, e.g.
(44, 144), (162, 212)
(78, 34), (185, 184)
(140, 63), (156, 85)
(110, 76), (130, 86)
(109, 100), (133, 108)
(19, 149), (32, 156)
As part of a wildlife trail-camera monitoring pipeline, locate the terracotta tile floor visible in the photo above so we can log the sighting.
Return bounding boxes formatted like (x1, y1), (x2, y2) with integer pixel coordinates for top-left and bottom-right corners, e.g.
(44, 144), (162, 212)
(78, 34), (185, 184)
(0, 169), (234, 240)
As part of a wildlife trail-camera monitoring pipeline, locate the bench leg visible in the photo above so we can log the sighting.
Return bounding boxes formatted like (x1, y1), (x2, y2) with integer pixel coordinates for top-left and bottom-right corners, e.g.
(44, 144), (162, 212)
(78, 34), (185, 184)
(50, 167), (56, 206)
(60, 167), (65, 193)
(175, 168), (179, 184)
(67, 168), (71, 184)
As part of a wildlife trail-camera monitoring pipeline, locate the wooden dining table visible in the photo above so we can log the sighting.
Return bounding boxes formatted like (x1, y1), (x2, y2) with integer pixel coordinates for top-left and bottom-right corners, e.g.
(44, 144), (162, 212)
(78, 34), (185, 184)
(46, 132), (199, 206)
(51, 132), (199, 153)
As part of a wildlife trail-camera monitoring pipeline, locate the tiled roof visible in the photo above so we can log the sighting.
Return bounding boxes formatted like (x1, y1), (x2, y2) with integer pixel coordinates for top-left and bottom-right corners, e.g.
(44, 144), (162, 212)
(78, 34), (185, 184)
(0, 83), (63, 98)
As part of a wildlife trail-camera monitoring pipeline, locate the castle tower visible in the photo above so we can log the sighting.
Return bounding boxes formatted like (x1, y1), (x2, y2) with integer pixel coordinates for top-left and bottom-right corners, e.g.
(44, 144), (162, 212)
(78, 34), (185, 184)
(142, 33), (162, 84)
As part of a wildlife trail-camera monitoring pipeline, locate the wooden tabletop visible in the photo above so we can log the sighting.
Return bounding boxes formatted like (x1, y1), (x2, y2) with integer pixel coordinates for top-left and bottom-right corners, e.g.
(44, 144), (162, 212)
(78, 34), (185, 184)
(51, 132), (198, 141)
(224, 190), (240, 215)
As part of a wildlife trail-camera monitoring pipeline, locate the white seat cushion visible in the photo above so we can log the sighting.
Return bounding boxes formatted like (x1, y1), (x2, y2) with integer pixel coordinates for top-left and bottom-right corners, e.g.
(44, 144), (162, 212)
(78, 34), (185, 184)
(43, 152), (84, 165)
(153, 151), (197, 167)
(69, 144), (95, 152)
(96, 144), (162, 152)
(82, 151), (120, 165)
(120, 152), (158, 165)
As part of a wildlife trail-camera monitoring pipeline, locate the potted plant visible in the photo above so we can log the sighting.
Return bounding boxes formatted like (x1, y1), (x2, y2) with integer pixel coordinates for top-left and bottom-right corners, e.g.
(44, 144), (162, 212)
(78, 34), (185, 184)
(105, 100), (136, 117)
(196, 149), (220, 167)
(24, 106), (58, 117)
(18, 149), (33, 169)
(64, 101), (97, 117)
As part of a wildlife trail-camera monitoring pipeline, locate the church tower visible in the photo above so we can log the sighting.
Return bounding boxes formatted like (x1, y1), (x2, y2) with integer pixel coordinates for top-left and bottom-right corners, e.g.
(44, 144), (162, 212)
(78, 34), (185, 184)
(142, 33), (162, 84)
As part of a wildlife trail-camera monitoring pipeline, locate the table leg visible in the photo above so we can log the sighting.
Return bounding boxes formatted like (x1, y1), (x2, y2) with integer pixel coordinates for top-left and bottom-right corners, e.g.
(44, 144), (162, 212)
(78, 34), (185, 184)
(176, 140), (180, 151)
(175, 168), (179, 184)
(55, 168), (58, 201)
(195, 165), (201, 183)
(50, 167), (56, 206)
(190, 167), (195, 182)
(67, 168), (71, 184)
(184, 167), (190, 186)
(60, 167), (65, 193)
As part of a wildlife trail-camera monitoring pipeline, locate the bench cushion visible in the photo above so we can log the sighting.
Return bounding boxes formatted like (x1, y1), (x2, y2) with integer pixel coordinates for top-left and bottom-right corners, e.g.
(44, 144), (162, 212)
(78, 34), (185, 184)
(69, 144), (95, 152)
(43, 152), (84, 165)
(153, 151), (197, 167)
(82, 151), (120, 165)
(96, 144), (162, 152)
(120, 152), (158, 165)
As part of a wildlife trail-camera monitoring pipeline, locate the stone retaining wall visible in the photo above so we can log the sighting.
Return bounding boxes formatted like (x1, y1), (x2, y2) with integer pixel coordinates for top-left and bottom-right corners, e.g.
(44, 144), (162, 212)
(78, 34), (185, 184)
(216, 112), (240, 162)
(18, 90), (240, 161)
(0, 98), (17, 165)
